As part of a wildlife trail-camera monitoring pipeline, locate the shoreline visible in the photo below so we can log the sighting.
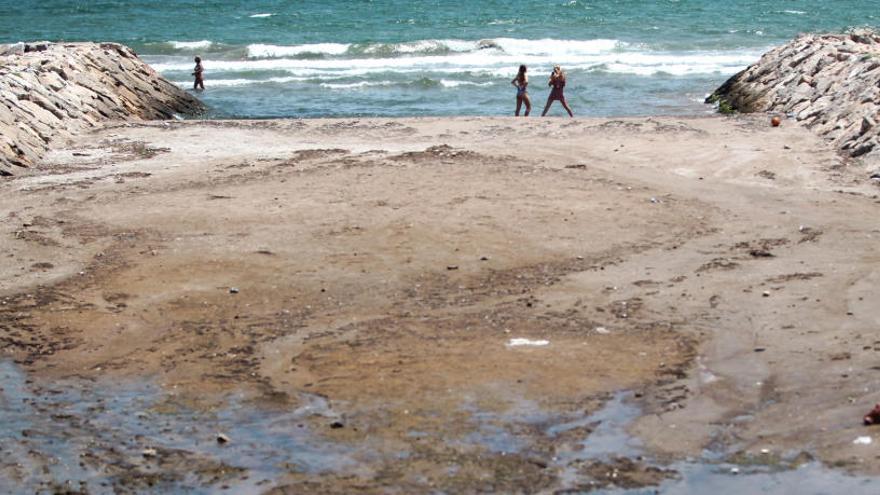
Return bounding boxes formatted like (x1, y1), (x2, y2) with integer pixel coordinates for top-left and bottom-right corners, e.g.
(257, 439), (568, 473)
(2, 114), (879, 491)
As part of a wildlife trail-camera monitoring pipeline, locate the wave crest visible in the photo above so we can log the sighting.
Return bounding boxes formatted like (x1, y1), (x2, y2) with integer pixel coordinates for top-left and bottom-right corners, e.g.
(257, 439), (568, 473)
(169, 40), (213, 50)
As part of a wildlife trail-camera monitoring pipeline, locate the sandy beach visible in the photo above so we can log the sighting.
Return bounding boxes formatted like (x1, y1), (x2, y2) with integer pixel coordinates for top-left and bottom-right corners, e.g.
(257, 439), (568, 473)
(1, 114), (878, 492)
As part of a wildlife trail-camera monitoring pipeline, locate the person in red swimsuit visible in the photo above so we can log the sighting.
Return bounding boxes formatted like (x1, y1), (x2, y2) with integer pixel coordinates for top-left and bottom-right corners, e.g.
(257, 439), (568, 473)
(541, 65), (573, 117)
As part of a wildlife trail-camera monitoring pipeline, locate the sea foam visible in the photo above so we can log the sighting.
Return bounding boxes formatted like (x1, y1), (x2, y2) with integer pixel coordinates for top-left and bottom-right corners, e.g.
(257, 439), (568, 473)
(247, 43), (350, 58)
(169, 40), (213, 50)
(151, 43), (761, 78)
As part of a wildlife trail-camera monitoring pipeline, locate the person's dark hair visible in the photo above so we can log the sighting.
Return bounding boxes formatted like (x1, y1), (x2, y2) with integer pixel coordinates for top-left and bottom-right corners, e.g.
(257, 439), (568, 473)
(519, 64), (527, 74)
(195, 56), (201, 63)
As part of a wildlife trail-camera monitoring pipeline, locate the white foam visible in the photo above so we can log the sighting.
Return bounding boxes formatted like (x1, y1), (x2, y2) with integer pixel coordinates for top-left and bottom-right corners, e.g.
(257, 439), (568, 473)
(507, 338), (550, 347)
(248, 43), (350, 58)
(439, 80), (493, 88)
(148, 39), (765, 80)
(320, 80), (395, 89)
(249, 13), (275, 18)
(173, 76), (308, 87)
(493, 37), (623, 57)
(374, 39), (462, 54)
(169, 40), (213, 50)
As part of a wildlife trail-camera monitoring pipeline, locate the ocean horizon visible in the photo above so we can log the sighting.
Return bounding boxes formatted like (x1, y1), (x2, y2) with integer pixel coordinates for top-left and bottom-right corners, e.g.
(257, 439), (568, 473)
(2, 0), (877, 118)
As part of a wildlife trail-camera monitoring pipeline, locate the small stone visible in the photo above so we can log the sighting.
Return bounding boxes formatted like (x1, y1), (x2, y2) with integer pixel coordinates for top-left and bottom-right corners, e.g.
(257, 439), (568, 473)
(216, 433), (230, 444)
(229, 287), (239, 294)
(862, 116), (875, 135)
(762, 291), (770, 297)
(754, 347), (766, 352)
(446, 265), (459, 271)
(329, 421), (345, 429)
(142, 448), (157, 458)
(479, 256), (489, 261)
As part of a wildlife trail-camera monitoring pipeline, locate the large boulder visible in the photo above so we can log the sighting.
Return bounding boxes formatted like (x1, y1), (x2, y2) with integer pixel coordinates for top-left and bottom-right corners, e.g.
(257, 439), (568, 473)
(0, 42), (204, 176)
(708, 30), (880, 165)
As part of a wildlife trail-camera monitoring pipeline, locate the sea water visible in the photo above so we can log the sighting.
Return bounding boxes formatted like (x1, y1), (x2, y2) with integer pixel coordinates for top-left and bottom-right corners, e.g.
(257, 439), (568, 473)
(1, 0), (877, 118)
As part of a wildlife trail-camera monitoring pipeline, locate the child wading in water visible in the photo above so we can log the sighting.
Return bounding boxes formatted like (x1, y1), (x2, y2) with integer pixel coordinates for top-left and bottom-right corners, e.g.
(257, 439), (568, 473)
(192, 56), (205, 91)
(511, 65), (531, 116)
(541, 65), (573, 117)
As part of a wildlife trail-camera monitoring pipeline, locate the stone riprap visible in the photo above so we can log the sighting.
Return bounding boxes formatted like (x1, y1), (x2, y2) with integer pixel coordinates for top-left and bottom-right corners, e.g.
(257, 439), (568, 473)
(708, 31), (880, 166)
(0, 42), (204, 176)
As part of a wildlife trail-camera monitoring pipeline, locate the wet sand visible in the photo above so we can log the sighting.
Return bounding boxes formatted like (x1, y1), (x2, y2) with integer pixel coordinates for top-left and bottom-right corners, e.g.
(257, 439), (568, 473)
(1, 116), (879, 493)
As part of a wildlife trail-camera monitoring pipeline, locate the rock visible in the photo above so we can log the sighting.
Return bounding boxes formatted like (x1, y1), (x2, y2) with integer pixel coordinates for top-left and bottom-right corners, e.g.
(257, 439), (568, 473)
(229, 287), (239, 294)
(329, 421), (345, 429)
(709, 31), (880, 166)
(0, 42), (205, 176)
(142, 448), (158, 458)
(216, 433), (231, 444)
(862, 116), (875, 136)
(864, 404), (880, 425)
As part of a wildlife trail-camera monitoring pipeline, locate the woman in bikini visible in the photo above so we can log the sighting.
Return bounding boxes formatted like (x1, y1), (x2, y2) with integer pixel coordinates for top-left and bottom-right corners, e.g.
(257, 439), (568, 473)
(541, 65), (574, 117)
(511, 65), (531, 116)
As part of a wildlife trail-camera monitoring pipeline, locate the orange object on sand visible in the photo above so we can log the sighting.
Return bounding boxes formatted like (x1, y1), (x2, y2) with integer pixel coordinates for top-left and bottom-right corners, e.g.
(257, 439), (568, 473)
(771, 116), (781, 127)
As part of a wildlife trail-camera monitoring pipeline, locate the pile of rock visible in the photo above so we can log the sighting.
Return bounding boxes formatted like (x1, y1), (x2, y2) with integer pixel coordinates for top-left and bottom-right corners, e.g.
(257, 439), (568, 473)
(0, 42), (204, 176)
(708, 30), (880, 166)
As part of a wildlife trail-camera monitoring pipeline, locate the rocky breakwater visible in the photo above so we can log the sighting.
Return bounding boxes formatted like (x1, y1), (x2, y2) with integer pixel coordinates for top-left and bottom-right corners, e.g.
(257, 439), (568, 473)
(0, 42), (204, 176)
(708, 30), (880, 168)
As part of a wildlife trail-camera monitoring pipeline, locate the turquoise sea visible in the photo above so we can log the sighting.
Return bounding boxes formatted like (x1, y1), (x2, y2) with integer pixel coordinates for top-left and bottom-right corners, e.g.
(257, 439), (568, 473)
(1, 1), (877, 118)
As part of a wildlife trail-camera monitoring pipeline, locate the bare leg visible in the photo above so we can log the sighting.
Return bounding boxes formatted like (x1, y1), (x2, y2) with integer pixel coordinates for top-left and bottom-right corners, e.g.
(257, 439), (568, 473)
(523, 94), (531, 116)
(515, 96), (523, 116)
(541, 97), (554, 116)
(561, 98), (573, 117)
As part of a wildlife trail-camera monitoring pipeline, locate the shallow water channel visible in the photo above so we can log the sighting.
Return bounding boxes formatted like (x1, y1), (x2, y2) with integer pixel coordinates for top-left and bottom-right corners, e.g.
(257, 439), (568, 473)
(0, 360), (876, 493)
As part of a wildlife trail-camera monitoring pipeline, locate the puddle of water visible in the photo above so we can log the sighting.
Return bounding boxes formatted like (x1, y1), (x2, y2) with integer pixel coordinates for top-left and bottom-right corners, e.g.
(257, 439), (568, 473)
(643, 461), (880, 495)
(3, 358), (879, 494)
(0, 360), (358, 493)
(459, 388), (880, 494)
(547, 392), (642, 461)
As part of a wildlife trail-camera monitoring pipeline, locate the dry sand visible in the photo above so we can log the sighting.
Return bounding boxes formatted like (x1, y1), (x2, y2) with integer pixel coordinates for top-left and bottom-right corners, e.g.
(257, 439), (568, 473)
(1, 115), (879, 492)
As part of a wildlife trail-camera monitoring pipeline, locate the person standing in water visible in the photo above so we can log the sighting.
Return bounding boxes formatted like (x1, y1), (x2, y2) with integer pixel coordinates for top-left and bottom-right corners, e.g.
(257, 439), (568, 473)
(541, 65), (573, 117)
(192, 56), (205, 91)
(511, 65), (531, 116)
